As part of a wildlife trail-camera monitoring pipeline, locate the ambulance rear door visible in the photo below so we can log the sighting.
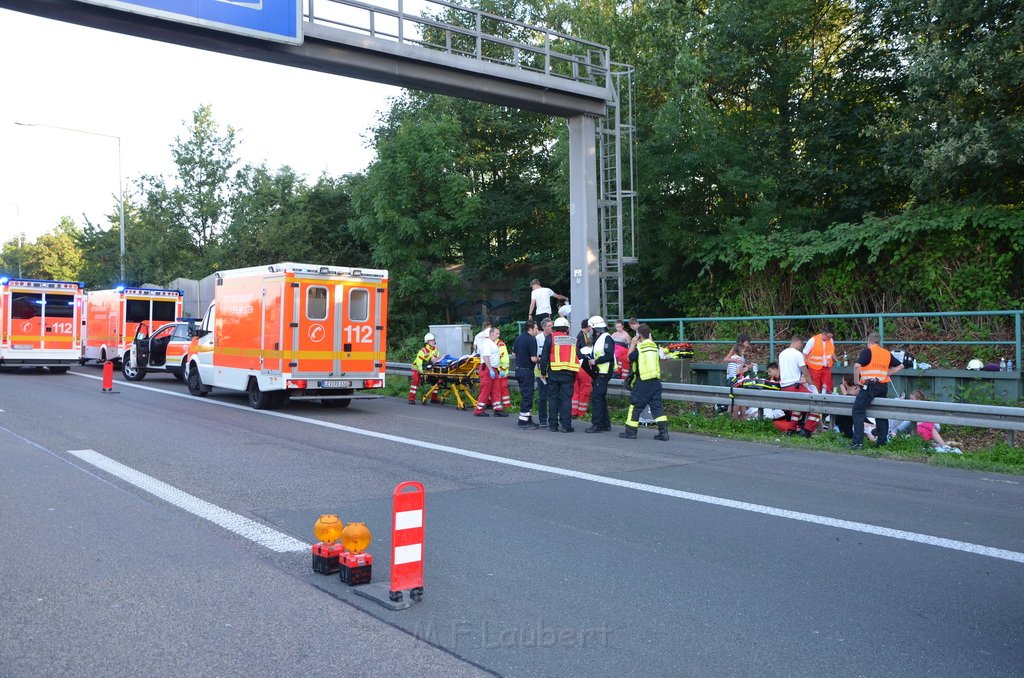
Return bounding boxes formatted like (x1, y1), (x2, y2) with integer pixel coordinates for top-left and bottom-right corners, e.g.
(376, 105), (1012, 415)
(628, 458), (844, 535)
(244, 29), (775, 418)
(291, 278), (336, 377)
(336, 282), (381, 379)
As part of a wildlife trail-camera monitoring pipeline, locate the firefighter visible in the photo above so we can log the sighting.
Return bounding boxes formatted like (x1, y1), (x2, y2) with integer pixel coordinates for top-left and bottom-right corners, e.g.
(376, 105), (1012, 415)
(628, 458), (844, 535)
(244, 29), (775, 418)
(408, 332), (440, 404)
(475, 327), (507, 417)
(620, 323), (669, 441)
(539, 317), (580, 432)
(851, 331), (904, 449)
(493, 334), (512, 412)
(585, 315), (615, 433)
(572, 318), (593, 418)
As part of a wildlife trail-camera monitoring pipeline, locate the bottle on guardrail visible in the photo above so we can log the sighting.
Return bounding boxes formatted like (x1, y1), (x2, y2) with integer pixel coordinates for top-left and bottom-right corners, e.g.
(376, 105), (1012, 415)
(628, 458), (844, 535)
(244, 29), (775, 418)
(842, 352), (848, 367)
(1000, 357), (1007, 371)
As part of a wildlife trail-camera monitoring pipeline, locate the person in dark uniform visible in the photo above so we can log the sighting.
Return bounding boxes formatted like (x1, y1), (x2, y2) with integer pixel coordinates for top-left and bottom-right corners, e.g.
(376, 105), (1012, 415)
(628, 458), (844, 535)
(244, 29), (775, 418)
(539, 317), (580, 432)
(851, 331), (904, 449)
(619, 324), (669, 441)
(585, 315), (615, 433)
(512, 320), (541, 429)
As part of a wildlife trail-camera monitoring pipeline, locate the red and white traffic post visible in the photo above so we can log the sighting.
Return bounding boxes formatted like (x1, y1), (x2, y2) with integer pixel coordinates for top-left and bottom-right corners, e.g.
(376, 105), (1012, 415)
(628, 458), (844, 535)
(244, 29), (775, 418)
(389, 481), (425, 603)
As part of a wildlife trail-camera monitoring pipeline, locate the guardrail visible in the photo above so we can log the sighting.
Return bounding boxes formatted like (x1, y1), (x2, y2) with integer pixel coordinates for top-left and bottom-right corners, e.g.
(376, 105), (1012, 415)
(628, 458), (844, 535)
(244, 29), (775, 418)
(386, 362), (1024, 444)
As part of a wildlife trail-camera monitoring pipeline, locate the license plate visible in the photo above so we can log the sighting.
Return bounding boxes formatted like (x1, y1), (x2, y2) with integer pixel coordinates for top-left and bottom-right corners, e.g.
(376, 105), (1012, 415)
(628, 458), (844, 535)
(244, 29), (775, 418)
(319, 379), (351, 388)
(12, 344), (33, 350)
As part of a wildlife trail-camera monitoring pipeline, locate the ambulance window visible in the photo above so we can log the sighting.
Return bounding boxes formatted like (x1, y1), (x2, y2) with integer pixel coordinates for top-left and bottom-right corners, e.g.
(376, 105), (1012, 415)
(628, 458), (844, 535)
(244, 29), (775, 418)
(153, 300), (176, 322)
(173, 324), (191, 340)
(307, 286), (328, 320)
(11, 293), (42, 319)
(348, 288), (369, 322)
(126, 299), (149, 322)
(44, 293), (75, 318)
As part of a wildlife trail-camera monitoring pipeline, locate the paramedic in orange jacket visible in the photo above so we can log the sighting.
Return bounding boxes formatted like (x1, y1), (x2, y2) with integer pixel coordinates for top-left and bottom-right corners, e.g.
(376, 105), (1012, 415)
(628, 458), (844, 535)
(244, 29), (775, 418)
(851, 331), (904, 449)
(802, 323), (837, 395)
(408, 332), (440, 403)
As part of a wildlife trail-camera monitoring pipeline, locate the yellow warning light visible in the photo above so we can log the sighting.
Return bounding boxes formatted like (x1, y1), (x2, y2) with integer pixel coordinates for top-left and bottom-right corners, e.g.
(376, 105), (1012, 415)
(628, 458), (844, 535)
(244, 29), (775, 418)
(341, 522), (372, 554)
(314, 514), (344, 544)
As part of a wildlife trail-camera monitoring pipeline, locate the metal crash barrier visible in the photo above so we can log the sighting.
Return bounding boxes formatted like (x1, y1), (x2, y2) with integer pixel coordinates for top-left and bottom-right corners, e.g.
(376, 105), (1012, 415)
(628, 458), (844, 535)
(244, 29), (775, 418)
(387, 361), (1024, 444)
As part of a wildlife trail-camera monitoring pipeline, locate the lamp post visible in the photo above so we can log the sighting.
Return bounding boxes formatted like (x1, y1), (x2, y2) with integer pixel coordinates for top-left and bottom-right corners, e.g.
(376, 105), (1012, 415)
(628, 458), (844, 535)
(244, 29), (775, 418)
(14, 121), (125, 282)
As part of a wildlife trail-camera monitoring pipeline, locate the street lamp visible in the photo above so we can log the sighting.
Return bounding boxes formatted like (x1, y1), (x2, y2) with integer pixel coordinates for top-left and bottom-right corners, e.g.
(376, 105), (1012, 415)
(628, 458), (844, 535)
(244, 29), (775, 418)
(14, 121), (125, 282)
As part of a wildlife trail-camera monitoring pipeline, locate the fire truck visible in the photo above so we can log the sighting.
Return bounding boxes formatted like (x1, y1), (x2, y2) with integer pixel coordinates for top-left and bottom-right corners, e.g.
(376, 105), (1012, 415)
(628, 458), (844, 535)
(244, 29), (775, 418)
(185, 263), (388, 409)
(82, 286), (183, 364)
(0, 277), (84, 372)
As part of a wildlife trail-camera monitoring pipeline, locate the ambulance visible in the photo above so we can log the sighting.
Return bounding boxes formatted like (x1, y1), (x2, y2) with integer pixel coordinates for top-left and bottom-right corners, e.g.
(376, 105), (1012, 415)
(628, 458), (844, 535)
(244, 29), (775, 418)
(82, 286), (184, 364)
(0, 277), (84, 371)
(184, 262), (388, 409)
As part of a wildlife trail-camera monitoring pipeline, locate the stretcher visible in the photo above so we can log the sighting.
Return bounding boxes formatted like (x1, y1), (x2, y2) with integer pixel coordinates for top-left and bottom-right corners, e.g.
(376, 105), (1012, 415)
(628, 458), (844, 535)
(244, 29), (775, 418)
(664, 342), (694, 359)
(418, 354), (481, 410)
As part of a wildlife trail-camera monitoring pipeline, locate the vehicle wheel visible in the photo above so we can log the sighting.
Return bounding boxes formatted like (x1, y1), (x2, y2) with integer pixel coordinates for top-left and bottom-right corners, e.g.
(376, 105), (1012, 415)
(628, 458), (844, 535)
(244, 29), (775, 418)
(321, 398), (351, 409)
(187, 364), (208, 397)
(48, 366), (69, 374)
(122, 360), (146, 381)
(172, 358), (187, 382)
(247, 379), (273, 410)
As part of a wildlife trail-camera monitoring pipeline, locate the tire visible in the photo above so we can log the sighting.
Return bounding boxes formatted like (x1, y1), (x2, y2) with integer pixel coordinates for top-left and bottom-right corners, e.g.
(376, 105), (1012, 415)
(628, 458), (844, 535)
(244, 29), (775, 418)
(187, 364), (208, 397)
(321, 398), (351, 409)
(247, 379), (273, 410)
(171, 358), (187, 382)
(122, 360), (146, 381)
(48, 366), (70, 374)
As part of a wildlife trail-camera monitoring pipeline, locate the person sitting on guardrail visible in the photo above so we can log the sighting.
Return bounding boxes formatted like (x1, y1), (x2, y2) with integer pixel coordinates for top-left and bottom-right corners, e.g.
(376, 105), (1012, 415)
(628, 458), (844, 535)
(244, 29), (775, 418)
(851, 331), (904, 449)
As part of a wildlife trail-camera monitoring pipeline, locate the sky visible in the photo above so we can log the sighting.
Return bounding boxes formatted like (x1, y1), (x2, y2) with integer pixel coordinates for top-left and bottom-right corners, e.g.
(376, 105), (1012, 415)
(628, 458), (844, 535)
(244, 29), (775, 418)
(0, 7), (401, 246)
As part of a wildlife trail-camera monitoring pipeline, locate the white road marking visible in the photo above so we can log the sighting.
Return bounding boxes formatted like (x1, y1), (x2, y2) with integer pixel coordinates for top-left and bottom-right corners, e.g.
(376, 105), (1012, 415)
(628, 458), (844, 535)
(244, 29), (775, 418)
(66, 448), (309, 553)
(71, 371), (1024, 563)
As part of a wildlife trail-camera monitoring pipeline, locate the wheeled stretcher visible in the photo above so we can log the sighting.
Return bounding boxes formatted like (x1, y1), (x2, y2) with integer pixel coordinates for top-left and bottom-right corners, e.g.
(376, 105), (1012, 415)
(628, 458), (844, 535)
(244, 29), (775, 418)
(418, 354), (481, 410)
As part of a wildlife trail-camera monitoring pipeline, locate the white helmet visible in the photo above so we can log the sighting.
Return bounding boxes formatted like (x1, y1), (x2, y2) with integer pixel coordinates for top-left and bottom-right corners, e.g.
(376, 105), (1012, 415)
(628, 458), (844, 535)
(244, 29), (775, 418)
(588, 315), (606, 329)
(966, 359), (983, 370)
(424, 333), (435, 342)
(553, 317), (570, 329)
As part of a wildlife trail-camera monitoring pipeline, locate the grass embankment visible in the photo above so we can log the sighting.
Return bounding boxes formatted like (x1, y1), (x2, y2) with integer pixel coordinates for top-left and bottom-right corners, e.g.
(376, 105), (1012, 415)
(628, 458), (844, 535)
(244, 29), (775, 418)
(381, 375), (1024, 475)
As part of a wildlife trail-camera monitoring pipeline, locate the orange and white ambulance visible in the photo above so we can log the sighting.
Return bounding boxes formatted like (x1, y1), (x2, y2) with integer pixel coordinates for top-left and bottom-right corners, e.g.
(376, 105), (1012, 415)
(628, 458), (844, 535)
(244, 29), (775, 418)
(0, 277), (84, 372)
(185, 262), (388, 409)
(83, 286), (183, 364)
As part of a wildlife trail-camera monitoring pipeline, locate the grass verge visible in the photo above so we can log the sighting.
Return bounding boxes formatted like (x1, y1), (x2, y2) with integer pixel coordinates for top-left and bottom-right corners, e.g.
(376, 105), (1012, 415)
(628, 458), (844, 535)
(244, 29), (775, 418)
(379, 376), (1024, 475)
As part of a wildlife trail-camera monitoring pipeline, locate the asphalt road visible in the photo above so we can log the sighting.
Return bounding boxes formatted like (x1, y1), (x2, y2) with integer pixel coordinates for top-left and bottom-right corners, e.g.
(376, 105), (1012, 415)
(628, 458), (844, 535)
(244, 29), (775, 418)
(2, 367), (1023, 677)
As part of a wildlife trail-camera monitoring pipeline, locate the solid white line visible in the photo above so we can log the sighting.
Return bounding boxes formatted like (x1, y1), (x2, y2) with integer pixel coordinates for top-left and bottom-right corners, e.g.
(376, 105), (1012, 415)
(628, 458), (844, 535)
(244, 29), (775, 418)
(66, 448), (309, 553)
(71, 371), (1024, 564)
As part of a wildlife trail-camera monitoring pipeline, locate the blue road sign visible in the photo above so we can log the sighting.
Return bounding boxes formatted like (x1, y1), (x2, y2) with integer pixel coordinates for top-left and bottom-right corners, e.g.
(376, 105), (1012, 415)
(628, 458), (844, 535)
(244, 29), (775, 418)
(75, 0), (303, 44)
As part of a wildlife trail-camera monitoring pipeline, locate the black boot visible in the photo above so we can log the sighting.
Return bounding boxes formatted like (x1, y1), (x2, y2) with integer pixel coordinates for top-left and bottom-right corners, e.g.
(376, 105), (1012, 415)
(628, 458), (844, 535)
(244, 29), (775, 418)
(654, 423), (670, 441)
(618, 427), (637, 439)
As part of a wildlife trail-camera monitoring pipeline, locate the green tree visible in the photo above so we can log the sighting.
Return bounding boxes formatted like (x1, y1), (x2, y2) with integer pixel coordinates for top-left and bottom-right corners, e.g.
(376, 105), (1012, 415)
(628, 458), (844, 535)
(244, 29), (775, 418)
(20, 217), (85, 281)
(132, 104), (238, 282)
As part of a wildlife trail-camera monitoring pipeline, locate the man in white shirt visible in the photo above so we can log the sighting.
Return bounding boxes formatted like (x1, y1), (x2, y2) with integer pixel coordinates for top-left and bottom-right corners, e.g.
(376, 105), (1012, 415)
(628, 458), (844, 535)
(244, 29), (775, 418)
(474, 327), (507, 417)
(527, 279), (567, 325)
(472, 321), (492, 354)
(778, 335), (818, 437)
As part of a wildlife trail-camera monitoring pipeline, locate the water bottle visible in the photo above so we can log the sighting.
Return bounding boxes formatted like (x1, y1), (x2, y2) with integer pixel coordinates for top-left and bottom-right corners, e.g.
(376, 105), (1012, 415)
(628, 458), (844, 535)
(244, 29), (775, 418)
(1008, 359), (1015, 372)
(842, 352), (848, 367)
(1000, 357), (1006, 371)
(751, 363), (758, 377)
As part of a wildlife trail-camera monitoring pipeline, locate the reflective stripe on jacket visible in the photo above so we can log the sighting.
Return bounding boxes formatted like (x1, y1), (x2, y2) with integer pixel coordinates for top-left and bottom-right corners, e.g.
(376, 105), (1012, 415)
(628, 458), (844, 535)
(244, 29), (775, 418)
(805, 334), (834, 369)
(549, 333), (580, 372)
(636, 338), (661, 381)
(860, 345), (892, 383)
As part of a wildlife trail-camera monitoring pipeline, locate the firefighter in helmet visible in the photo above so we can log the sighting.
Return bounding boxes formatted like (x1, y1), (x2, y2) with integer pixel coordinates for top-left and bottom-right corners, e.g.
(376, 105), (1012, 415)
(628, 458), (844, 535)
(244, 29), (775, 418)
(408, 332), (440, 404)
(620, 323), (669, 441)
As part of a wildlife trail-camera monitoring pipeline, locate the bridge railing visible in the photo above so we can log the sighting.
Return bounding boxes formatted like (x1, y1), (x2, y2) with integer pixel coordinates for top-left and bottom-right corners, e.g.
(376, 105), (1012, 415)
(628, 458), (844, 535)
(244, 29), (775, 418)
(385, 362), (1024, 445)
(307, 0), (611, 88)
